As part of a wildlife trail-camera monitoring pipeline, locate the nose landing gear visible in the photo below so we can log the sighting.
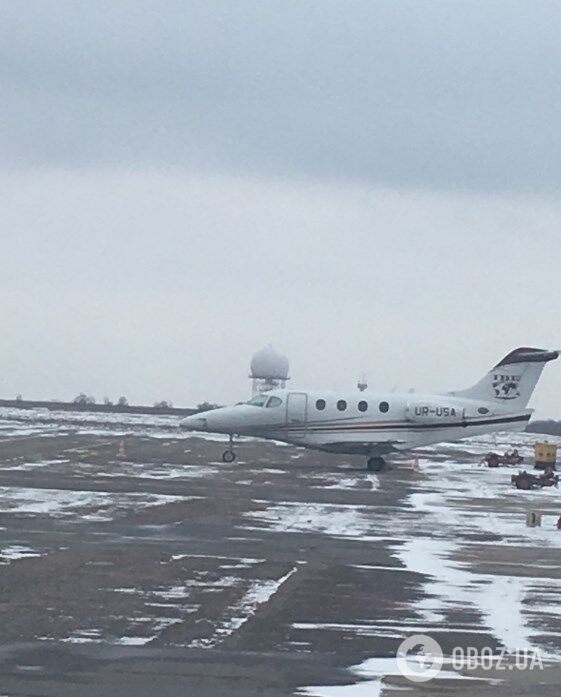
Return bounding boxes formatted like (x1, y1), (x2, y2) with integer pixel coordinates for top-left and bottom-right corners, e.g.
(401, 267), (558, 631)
(222, 434), (237, 463)
(367, 456), (386, 472)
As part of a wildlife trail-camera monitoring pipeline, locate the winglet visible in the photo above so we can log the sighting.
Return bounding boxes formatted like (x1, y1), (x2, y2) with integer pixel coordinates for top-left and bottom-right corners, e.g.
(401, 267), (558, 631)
(494, 347), (559, 368)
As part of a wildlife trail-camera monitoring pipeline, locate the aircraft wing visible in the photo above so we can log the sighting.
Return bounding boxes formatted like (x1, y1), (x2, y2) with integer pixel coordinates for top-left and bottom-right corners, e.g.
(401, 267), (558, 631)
(320, 441), (402, 456)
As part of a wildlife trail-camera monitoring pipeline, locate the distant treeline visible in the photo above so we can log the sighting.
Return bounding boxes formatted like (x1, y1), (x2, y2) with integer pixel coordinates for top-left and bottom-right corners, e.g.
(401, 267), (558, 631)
(0, 399), (220, 417)
(527, 420), (561, 436)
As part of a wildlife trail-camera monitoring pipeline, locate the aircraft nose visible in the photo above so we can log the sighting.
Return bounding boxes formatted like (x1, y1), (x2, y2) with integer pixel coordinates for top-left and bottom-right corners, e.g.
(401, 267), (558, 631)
(179, 415), (208, 431)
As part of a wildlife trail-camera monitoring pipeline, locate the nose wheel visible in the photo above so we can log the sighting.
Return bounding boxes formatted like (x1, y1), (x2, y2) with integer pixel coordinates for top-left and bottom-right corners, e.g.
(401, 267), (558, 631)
(222, 449), (236, 463)
(222, 435), (237, 463)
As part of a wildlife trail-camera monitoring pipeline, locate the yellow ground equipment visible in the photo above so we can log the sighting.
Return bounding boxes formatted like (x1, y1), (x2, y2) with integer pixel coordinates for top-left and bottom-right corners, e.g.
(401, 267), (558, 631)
(534, 441), (557, 470)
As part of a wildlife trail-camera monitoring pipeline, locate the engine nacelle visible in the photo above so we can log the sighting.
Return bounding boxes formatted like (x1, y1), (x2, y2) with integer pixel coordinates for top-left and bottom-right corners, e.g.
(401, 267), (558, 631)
(407, 402), (465, 423)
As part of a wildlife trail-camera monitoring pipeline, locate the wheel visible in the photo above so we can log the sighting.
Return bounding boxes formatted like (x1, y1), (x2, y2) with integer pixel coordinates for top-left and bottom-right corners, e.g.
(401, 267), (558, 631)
(367, 457), (385, 472)
(515, 474), (531, 490)
(222, 449), (236, 463)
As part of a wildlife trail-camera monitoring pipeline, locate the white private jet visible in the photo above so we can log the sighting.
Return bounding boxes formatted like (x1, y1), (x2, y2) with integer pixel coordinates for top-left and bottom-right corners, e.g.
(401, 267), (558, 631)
(180, 347), (558, 471)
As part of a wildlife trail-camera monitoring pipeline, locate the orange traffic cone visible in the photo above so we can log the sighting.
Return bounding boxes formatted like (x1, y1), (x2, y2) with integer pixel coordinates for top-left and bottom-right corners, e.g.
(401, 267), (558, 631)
(117, 440), (127, 459)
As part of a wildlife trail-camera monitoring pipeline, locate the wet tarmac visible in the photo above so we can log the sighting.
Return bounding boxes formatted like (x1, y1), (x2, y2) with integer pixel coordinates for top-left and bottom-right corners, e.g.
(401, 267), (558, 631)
(0, 408), (560, 695)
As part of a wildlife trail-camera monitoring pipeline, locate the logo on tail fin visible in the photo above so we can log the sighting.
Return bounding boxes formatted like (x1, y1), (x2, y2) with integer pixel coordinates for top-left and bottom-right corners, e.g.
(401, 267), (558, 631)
(492, 373), (521, 400)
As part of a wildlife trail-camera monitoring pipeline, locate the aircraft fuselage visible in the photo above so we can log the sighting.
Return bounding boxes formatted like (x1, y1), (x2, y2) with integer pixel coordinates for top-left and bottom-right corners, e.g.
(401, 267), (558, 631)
(181, 388), (531, 456)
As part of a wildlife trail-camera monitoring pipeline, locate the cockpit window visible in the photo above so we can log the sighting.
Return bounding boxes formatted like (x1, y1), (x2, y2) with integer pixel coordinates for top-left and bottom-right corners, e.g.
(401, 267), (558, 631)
(266, 396), (283, 408)
(246, 395), (268, 407)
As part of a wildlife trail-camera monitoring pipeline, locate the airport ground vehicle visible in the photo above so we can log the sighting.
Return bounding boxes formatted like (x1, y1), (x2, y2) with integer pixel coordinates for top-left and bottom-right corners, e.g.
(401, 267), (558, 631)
(483, 450), (523, 467)
(511, 469), (559, 489)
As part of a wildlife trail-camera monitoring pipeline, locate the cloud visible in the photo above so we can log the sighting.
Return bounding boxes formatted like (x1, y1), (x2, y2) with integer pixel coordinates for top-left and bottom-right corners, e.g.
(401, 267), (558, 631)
(1, 1), (561, 192)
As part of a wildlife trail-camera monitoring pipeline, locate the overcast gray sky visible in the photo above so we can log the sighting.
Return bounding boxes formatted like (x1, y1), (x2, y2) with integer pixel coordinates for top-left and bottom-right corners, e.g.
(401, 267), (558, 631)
(1, 1), (560, 415)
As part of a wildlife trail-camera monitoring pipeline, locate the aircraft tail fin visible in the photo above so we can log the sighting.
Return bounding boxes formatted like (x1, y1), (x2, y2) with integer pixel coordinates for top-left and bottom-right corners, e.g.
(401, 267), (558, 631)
(449, 347), (558, 408)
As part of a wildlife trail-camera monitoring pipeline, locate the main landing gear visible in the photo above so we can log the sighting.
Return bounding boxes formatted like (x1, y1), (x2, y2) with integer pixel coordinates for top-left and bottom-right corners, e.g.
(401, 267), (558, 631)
(222, 434), (237, 463)
(366, 456), (386, 472)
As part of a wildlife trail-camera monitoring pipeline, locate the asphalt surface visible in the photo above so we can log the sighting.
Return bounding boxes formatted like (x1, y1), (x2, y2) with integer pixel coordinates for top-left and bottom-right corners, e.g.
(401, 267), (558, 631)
(0, 410), (560, 696)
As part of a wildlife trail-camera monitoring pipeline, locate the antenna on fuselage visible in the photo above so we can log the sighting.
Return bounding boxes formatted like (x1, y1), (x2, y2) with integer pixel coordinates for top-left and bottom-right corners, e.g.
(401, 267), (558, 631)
(357, 372), (368, 392)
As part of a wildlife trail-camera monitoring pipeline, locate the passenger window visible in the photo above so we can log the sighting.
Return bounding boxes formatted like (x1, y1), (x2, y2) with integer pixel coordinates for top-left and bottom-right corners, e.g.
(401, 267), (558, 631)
(316, 399), (326, 411)
(266, 396), (283, 408)
(358, 400), (368, 412)
(478, 407), (490, 415)
(379, 401), (389, 413)
(337, 399), (347, 411)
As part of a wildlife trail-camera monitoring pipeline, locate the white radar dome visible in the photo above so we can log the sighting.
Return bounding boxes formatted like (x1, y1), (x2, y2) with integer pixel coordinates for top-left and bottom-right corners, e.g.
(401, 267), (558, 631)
(250, 345), (290, 380)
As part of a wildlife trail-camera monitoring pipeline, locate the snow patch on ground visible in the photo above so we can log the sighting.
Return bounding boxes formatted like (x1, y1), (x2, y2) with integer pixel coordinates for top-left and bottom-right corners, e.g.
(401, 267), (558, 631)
(395, 538), (539, 651)
(0, 545), (42, 562)
(189, 567), (297, 648)
(0, 486), (192, 520)
(299, 654), (481, 696)
(107, 463), (220, 480)
(395, 443), (561, 655)
(2, 459), (70, 472)
(243, 501), (386, 541)
(311, 474), (379, 492)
